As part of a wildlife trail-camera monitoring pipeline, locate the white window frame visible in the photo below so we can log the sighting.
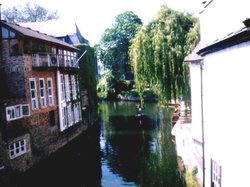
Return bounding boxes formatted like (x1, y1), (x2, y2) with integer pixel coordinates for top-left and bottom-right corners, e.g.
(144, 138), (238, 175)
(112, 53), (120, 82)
(29, 78), (38, 109)
(71, 75), (77, 100)
(47, 78), (54, 106)
(67, 103), (73, 127)
(65, 75), (70, 101)
(73, 102), (82, 123)
(6, 104), (30, 121)
(8, 139), (27, 159)
(61, 74), (66, 101)
(63, 106), (68, 129)
(76, 76), (80, 98)
(39, 78), (47, 108)
(211, 159), (221, 187)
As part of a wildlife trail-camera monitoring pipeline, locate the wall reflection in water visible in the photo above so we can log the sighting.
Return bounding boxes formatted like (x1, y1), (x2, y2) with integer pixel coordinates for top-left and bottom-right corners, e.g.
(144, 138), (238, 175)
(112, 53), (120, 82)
(3, 101), (183, 187)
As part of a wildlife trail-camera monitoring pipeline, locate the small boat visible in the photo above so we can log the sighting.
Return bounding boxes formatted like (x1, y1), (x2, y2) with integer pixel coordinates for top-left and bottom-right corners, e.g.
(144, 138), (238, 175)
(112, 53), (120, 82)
(135, 106), (144, 117)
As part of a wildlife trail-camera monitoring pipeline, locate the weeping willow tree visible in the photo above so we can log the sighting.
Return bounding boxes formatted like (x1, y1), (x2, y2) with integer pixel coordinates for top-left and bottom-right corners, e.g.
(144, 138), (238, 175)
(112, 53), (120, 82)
(129, 5), (200, 106)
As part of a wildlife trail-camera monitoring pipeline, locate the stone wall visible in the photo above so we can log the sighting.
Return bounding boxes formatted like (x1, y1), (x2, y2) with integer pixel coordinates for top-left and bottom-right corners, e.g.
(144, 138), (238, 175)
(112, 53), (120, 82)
(1, 51), (26, 99)
(0, 49), (97, 173)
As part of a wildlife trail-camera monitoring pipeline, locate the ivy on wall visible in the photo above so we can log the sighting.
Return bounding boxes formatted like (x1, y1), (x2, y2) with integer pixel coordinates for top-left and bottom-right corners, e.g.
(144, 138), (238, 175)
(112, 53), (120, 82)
(76, 44), (98, 120)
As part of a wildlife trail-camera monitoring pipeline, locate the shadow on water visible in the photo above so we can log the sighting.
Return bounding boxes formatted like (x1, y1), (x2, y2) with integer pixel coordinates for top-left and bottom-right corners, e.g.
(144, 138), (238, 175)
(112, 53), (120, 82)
(1, 124), (102, 187)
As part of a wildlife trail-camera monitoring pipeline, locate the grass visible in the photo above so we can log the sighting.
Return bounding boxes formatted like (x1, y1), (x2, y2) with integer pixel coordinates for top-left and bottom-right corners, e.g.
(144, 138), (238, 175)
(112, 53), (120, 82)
(185, 171), (200, 187)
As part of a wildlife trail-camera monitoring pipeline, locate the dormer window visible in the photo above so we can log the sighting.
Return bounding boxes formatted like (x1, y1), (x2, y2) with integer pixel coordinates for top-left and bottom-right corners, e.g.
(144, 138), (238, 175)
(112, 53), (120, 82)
(1, 26), (20, 56)
(1, 26), (16, 39)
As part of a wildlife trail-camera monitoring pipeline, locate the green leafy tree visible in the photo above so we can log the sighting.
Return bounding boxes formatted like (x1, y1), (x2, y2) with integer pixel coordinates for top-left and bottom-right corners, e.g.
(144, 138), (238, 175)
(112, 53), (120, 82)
(2, 2), (59, 23)
(130, 5), (200, 106)
(97, 11), (142, 97)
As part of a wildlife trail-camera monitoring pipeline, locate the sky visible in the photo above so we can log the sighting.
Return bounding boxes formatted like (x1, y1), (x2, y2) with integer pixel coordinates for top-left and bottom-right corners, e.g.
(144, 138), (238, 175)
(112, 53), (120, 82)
(0, 0), (202, 46)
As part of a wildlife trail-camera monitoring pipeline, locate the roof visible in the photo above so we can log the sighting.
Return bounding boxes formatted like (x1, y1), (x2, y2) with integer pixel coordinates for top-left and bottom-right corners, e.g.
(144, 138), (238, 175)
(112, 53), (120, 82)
(198, 25), (250, 56)
(184, 42), (203, 62)
(20, 20), (89, 45)
(2, 21), (78, 51)
(20, 20), (76, 37)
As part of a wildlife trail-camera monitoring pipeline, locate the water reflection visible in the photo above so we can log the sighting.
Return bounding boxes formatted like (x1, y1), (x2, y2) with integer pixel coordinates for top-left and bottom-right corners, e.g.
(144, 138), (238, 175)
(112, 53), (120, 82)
(1, 101), (183, 187)
(99, 101), (183, 187)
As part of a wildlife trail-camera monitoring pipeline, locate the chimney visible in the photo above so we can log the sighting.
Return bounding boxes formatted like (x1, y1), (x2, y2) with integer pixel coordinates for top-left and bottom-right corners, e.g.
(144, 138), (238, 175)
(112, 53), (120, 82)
(243, 18), (250, 27)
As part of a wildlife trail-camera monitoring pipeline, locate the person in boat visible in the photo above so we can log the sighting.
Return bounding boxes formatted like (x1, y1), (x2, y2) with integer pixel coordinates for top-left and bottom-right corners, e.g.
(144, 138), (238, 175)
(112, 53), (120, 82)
(136, 102), (142, 116)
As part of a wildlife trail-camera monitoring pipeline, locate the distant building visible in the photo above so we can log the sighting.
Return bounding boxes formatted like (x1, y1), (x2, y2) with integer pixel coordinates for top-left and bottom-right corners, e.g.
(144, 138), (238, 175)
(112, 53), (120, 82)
(97, 59), (108, 81)
(0, 20), (90, 172)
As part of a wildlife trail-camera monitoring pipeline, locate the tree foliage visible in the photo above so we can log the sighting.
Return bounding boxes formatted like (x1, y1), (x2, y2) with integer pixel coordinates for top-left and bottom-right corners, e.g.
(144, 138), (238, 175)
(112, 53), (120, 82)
(129, 5), (200, 106)
(2, 2), (59, 23)
(98, 11), (142, 83)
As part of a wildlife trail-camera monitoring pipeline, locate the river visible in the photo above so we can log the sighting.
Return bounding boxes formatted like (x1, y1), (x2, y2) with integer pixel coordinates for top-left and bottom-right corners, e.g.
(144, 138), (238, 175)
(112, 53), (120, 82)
(1, 101), (183, 187)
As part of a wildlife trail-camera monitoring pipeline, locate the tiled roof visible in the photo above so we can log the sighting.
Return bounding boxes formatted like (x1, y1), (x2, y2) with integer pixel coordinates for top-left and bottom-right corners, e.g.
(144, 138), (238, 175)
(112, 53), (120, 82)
(2, 21), (77, 50)
(184, 42), (202, 62)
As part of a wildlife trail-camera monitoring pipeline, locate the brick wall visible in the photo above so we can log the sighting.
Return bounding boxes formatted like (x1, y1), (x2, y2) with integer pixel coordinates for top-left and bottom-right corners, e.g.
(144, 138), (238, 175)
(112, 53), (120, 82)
(0, 43), (94, 173)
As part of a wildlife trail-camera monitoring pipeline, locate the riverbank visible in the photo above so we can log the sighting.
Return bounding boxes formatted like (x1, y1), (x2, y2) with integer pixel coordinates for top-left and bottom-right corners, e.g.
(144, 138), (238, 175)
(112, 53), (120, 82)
(171, 102), (202, 187)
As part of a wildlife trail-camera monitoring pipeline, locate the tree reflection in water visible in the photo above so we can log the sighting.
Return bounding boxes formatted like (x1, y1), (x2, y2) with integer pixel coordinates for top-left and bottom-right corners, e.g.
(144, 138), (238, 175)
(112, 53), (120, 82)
(99, 101), (183, 187)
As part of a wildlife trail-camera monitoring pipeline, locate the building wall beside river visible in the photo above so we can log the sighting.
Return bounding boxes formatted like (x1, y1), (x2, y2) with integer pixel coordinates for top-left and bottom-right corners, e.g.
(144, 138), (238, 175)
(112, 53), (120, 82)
(182, 0), (250, 186)
(0, 20), (97, 173)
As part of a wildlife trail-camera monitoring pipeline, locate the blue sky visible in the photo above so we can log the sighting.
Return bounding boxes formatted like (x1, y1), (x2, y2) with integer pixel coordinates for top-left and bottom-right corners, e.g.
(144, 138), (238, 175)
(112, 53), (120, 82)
(0, 0), (202, 46)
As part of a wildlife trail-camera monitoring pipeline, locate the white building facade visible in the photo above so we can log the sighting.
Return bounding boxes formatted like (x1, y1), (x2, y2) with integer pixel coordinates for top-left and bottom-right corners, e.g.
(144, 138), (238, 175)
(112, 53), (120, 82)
(197, 0), (250, 186)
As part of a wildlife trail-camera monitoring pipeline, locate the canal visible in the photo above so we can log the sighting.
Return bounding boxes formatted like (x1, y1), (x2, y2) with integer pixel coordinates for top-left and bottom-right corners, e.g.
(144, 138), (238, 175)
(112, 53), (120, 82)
(1, 101), (183, 187)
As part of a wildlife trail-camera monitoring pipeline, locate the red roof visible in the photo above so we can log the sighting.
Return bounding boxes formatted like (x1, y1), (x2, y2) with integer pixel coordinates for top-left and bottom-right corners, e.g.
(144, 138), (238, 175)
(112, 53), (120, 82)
(184, 42), (202, 62)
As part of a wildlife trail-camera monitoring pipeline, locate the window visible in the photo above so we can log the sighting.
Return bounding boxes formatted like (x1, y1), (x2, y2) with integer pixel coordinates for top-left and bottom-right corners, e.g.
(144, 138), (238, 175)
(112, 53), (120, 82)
(64, 75), (70, 101)
(6, 104), (30, 121)
(1, 26), (19, 56)
(22, 104), (30, 116)
(73, 103), (77, 123)
(211, 159), (221, 187)
(76, 76), (80, 98)
(60, 75), (66, 101)
(9, 30), (16, 38)
(67, 103), (73, 127)
(2, 27), (9, 38)
(64, 50), (69, 66)
(52, 47), (57, 54)
(8, 139), (27, 159)
(30, 78), (38, 109)
(73, 102), (82, 123)
(39, 78), (47, 108)
(47, 78), (54, 106)
(71, 75), (77, 100)
(62, 106), (68, 129)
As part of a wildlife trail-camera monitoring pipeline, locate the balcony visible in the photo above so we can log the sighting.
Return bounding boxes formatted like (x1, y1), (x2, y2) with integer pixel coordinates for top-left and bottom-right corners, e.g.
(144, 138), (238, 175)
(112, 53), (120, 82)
(32, 53), (79, 70)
